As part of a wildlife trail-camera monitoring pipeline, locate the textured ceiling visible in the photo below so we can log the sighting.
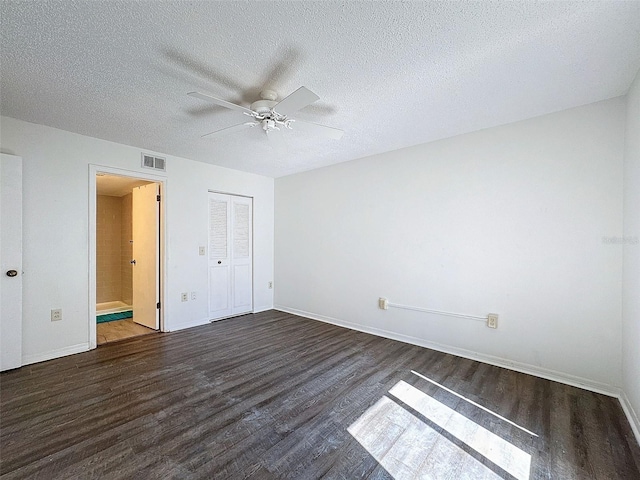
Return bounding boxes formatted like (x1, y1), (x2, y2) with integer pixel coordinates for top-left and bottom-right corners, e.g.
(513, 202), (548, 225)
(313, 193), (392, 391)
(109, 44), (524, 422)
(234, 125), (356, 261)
(1, 2), (639, 177)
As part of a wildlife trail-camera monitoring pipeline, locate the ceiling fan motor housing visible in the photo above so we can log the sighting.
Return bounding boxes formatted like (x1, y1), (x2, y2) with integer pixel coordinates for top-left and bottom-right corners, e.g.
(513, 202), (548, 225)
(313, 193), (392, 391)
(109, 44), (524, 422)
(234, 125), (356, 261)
(250, 99), (278, 114)
(250, 89), (279, 114)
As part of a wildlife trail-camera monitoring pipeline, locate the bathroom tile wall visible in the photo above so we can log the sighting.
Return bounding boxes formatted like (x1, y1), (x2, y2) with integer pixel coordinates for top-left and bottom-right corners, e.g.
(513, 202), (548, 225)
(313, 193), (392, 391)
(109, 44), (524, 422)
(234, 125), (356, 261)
(96, 195), (122, 303)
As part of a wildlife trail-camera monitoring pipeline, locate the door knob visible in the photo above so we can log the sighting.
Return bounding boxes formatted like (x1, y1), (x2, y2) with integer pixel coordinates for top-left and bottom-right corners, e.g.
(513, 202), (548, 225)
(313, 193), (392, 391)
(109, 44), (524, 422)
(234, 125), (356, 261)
(6, 270), (18, 277)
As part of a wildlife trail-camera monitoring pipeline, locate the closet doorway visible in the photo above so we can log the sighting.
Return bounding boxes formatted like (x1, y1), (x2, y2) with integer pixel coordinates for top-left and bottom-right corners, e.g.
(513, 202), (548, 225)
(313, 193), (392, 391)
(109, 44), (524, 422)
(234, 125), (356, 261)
(95, 173), (161, 345)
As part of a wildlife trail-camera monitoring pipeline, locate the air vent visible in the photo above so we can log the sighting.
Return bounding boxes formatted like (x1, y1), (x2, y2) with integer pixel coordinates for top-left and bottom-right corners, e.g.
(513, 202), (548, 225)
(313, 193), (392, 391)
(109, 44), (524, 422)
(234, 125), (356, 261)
(141, 153), (166, 172)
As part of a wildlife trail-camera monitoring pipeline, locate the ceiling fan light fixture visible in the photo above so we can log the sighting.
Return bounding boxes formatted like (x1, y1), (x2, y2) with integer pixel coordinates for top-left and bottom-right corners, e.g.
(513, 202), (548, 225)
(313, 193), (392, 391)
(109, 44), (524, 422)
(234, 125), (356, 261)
(262, 119), (279, 132)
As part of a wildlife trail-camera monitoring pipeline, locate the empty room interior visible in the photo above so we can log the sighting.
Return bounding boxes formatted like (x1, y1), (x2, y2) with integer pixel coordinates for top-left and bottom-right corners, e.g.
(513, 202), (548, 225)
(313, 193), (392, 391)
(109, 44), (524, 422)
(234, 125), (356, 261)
(1, 2), (640, 479)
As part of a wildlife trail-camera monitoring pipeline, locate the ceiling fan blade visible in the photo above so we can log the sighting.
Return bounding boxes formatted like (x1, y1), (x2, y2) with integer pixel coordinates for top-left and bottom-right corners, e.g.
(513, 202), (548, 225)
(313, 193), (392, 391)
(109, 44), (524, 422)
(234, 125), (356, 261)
(260, 47), (301, 90)
(188, 91), (254, 115)
(291, 119), (344, 140)
(201, 122), (258, 138)
(273, 86), (319, 116)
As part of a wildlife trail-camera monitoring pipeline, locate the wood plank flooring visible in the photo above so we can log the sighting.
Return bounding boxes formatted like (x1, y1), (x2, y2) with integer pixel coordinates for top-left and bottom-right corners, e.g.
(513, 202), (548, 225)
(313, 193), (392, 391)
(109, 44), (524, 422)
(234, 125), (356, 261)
(1, 311), (639, 479)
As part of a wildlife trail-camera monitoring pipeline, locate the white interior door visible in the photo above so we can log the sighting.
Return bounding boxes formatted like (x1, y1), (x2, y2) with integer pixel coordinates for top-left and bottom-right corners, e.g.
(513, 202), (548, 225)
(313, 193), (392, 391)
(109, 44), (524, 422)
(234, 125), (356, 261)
(0, 154), (23, 371)
(132, 183), (159, 330)
(208, 192), (253, 320)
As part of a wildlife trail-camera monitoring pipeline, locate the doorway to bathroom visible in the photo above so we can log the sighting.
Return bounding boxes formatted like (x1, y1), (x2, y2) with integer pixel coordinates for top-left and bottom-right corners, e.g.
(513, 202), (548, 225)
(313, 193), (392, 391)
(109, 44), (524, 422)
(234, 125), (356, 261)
(95, 173), (161, 345)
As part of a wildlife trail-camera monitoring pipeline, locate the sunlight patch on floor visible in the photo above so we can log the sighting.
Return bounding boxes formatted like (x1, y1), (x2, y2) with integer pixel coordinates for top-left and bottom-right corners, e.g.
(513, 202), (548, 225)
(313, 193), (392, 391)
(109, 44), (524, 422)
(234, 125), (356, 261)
(348, 395), (504, 479)
(389, 380), (531, 480)
(348, 380), (532, 480)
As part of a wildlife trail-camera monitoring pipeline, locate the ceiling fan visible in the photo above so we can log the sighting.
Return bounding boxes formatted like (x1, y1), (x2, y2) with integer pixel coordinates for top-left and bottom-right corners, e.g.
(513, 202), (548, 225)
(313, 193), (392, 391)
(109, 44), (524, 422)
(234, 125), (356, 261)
(188, 87), (344, 140)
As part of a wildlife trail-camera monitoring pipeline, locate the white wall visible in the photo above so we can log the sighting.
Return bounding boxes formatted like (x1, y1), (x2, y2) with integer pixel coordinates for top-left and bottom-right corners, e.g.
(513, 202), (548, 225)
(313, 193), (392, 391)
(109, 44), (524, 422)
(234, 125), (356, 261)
(275, 98), (625, 392)
(0, 116), (274, 364)
(622, 68), (640, 437)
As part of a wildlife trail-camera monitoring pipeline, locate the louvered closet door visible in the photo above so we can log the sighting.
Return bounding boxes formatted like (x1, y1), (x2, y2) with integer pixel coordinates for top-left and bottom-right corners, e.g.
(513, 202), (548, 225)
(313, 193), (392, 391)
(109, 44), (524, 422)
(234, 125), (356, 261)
(230, 196), (252, 314)
(208, 192), (253, 320)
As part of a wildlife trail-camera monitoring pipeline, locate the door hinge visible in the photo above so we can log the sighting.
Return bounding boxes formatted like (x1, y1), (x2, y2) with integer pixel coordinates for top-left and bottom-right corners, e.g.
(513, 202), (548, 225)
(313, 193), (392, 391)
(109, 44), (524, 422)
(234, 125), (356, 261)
(156, 302), (161, 309)
(156, 194), (161, 201)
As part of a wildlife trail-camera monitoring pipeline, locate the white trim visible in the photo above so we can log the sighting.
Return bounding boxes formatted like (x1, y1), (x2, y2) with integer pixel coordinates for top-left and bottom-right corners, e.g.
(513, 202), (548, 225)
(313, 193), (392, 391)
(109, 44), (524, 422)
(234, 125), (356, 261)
(22, 343), (89, 366)
(89, 165), (168, 350)
(253, 305), (273, 314)
(274, 305), (620, 398)
(207, 189), (254, 199)
(167, 317), (210, 332)
(618, 391), (640, 445)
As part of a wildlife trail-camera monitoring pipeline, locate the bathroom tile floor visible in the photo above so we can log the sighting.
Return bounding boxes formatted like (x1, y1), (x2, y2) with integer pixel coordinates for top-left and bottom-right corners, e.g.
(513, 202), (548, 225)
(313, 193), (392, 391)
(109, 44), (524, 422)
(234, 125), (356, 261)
(97, 319), (157, 345)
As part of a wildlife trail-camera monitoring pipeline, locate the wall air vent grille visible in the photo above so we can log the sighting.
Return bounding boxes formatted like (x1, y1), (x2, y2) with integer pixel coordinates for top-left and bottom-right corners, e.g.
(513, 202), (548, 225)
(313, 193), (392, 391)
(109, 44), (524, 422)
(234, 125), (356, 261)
(141, 153), (166, 172)
(154, 157), (166, 171)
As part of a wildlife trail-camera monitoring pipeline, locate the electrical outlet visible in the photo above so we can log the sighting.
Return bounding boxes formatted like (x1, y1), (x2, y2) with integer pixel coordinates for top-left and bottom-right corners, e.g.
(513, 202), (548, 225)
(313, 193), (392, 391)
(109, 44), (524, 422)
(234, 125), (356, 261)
(51, 308), (62, 321)
(191, 291), (197, 300)
(378, 297), (388, 310)
(487, 313), (499, 329)
(181, 292), (188, 302)
(199, 246), (206, 256)
(268, 281), (273, 289)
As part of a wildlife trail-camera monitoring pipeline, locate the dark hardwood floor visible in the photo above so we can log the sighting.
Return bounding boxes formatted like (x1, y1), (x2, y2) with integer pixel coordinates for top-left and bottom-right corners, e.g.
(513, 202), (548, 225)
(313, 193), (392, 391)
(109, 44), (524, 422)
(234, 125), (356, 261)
(1, 310), (639, 479)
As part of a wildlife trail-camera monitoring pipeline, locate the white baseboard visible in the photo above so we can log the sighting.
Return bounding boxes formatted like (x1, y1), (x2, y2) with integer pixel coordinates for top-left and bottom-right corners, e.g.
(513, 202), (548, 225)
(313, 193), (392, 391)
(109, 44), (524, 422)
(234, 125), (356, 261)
(275, 305), (620, 398)
(253, 305), (273, 314)
(165, 316), (210, 332)
(22, 343), (90, 366)
(168, 307), (272, 331)
(618, 391), (640, 446)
